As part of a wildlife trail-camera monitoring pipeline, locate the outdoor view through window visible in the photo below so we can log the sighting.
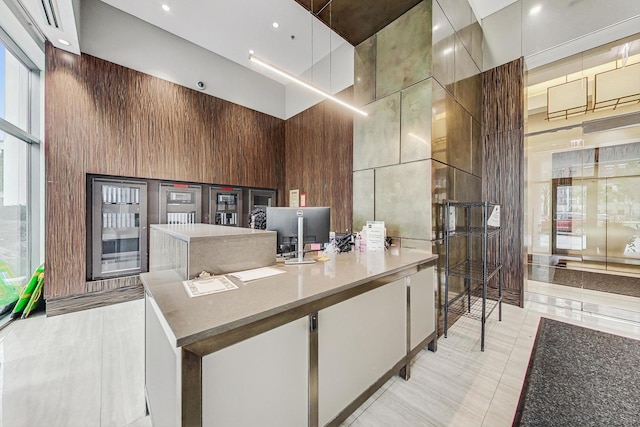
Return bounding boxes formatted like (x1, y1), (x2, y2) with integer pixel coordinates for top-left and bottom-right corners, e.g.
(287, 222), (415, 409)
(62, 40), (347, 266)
(0, 41), (31, 280)
(526, 34), (640, 311)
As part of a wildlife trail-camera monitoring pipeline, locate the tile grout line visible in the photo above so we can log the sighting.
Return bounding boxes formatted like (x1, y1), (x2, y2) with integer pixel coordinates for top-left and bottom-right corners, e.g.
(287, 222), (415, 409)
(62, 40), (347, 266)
(479, 310), (531, 426)
(99, 308), (106, 426)
(343, 379), (391, 426)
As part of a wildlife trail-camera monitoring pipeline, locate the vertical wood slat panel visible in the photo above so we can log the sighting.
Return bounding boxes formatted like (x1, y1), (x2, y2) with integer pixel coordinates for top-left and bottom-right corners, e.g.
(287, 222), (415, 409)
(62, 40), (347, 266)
(284, 88), (354, 233)
(45, 46), (89, 299)
(482, 58), (525, 304)
(45, 45), (285, 299)
(482, 58), (524, 136)
(325, 96), (354, 234)
(483, 130), (524, 294)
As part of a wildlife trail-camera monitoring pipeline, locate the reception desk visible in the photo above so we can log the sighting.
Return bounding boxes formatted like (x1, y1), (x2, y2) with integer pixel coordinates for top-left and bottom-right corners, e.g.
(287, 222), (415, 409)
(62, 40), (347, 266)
(142, 245), (437, 426)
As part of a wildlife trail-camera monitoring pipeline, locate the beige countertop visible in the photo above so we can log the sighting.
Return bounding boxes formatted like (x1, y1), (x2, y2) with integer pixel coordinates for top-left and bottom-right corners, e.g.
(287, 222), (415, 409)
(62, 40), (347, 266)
(150, 223), (275, 242)
(141, 248), (437, 348)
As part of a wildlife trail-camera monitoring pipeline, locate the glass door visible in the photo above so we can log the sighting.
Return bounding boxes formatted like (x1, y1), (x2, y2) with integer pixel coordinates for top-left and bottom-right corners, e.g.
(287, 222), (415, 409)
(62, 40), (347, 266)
(209, 187), (243, 227)
(527, 128), (640, 322)
(159, 183), (201, 224)
(524, 34), (640, 322)
(91, 178), (148, 279)
(551, 178), (586, 256)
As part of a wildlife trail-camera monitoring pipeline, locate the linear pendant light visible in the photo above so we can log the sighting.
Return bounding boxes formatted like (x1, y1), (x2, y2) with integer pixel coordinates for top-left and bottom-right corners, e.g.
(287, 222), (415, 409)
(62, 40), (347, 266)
(249, 53), (368, 116)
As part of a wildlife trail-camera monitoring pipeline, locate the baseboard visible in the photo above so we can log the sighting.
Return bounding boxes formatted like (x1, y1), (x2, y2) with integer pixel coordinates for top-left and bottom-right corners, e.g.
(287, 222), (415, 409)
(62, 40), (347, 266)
(45, 284), (144, 316)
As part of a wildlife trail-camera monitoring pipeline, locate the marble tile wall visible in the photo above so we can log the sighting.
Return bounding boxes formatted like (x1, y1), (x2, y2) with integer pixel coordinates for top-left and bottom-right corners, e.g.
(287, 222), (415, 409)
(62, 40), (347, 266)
(375, 1), (432, 99)
(431, 2), (456, 91)
(353, 170), (375, 230)
(352, 0), (483, 250)
(436, 0), (482, 69)
(353, 36), (376, 106)
(454, 36), (482, 122)
(353, 93), (401, 171)
(374, 161), (431, 238)
(401, 79), (433, 163)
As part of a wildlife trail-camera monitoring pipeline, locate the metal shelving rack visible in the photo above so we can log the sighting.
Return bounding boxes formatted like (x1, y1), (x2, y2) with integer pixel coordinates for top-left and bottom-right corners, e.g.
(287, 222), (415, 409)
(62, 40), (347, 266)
(443, 201), (502, 351)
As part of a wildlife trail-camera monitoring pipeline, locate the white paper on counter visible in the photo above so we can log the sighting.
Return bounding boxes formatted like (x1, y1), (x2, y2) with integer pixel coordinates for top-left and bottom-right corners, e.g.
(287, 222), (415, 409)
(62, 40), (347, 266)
(183, 276), (238, 297)
(366, 221), (386, 251)
(228, 266), (286, 282)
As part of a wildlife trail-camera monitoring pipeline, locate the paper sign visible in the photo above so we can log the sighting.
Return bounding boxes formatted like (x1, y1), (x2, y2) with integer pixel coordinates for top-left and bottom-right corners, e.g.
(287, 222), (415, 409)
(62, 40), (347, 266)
(488, 205), (501, 227)
(289, 189), (299, 207)
(366, 221), (385, 251)
(448, 206), (456, 231)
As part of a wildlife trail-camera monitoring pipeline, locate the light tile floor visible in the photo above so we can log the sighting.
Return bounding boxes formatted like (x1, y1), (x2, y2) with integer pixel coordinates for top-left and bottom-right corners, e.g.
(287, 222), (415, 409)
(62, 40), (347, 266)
(342, 283), (640, 426)
(0, 282), (637, 427)
(0, 300), (148, 427)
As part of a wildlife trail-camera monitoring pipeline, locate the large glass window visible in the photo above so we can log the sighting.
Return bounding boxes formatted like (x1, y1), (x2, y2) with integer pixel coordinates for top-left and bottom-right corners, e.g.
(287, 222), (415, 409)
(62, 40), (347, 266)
(0, 43), (30, 131)
(0, 39), (39, 280)
(525, 35), (640, 321)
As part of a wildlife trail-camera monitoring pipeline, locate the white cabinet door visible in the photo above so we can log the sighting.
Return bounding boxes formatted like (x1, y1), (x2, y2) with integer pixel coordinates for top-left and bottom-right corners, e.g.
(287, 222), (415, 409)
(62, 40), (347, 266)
(318, 278), (407, 425)
(145, 296), (181, 427)
(410, 266), (436, 350)
(202, 317), (309, 427)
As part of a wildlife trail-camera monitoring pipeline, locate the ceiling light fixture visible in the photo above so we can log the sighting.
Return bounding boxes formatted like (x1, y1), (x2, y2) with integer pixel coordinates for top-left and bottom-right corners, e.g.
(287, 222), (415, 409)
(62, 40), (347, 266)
(162, 4), (170, 12)
(529, 4), (542, 15)
(272, 22), (279, 28)
(248, 53), (368, 116)
(58, 39), (71, 46)
(620, 43), (630, 67)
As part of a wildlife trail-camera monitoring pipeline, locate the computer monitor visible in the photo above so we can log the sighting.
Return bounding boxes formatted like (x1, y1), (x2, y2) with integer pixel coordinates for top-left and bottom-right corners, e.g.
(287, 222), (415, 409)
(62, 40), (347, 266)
(266, 207), (330, 265)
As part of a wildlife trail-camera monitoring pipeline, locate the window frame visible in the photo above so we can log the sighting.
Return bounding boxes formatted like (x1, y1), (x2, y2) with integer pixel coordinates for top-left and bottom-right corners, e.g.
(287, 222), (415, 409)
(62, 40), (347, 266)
(0, 23), (42, 277)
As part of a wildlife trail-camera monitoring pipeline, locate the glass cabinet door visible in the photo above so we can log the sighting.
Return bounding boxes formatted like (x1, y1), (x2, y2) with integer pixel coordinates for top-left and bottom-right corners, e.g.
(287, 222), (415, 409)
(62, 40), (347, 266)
(91, 179), (147, 279)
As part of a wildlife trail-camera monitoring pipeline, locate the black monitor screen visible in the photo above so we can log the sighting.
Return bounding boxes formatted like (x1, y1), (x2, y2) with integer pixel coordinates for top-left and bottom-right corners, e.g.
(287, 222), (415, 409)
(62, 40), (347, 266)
(266, 207), (330, 254)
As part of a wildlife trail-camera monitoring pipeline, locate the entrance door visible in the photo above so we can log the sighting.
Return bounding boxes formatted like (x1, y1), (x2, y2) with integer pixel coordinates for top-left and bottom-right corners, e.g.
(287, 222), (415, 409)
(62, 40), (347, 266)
(551, 178), (586, 257)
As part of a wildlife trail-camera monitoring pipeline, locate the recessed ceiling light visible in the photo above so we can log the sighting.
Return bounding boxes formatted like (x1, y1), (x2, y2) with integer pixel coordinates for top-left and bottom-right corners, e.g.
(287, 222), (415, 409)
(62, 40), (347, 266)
(529, 4), (542, 15)
(162, 4), (170, 12)
(272, 22), (279, 29)
(249, 49), (255, 55)
(58, 39), (71, 46)
(432, 24), (440, 31)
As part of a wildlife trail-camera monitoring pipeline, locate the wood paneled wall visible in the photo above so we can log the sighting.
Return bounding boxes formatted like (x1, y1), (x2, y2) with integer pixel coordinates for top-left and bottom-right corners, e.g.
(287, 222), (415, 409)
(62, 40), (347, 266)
(284, 88), (354, 233)
(45, 44), (285, 299)
(482, 57), (525, 306)
(45, 44), (354, 304)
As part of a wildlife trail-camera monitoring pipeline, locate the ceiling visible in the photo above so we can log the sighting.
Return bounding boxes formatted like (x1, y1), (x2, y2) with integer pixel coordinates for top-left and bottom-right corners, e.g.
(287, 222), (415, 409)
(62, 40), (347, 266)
(10, 0), (521, 118)
(19, 0), (519, 82)
(93, 0), (520, 84)
(468, 0), (519, 20)
(294, 0), (519, 46)
(294, 0), (422, 46)
(98, 0), (352, 81)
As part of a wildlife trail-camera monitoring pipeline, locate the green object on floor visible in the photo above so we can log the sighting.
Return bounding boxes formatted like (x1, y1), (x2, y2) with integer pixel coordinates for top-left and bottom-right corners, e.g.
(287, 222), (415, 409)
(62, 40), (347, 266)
(0, 262), (22, 318)
(21, 272), (44, 319)
(11, 264), (44, 319)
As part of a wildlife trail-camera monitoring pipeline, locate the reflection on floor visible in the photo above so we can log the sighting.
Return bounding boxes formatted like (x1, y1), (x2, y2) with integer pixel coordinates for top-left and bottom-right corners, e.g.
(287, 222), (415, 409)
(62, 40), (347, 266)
(527, 280), (640, 323)
(528, 263), (640, 298)
(0, 283), (638, 427)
